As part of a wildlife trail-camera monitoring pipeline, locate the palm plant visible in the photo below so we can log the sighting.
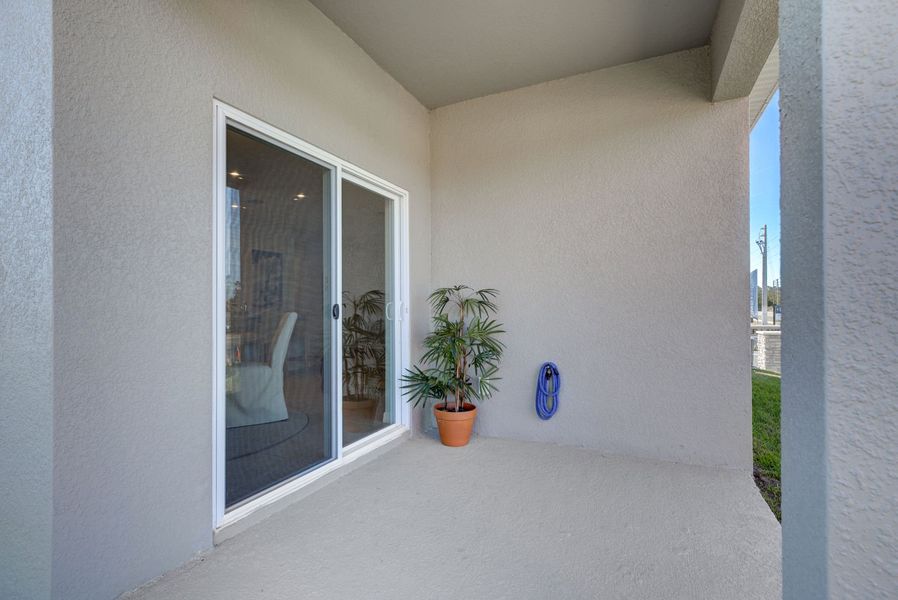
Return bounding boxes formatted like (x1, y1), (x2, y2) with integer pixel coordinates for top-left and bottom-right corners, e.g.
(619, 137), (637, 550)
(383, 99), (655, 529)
(402, 286), (504, 413)
(342, 289), (385, 400)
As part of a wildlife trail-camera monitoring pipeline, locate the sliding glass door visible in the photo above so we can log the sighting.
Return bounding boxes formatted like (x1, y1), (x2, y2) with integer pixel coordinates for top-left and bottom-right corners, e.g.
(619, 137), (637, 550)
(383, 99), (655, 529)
(341, 180), (395, 446)
(223, 125), (335, 507)
(214, 103), (406, 521)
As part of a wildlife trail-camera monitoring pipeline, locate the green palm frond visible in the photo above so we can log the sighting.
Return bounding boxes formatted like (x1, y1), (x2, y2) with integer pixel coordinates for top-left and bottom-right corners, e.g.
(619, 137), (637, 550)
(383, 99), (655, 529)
(402, 285), (504, 411)
(343, 289), (388, 398)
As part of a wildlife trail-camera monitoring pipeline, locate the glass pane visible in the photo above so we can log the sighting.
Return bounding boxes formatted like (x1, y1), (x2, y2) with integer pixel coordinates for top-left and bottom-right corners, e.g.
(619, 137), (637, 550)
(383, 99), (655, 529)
(341, 180), (394, 446)
(225, 125), (333, 508)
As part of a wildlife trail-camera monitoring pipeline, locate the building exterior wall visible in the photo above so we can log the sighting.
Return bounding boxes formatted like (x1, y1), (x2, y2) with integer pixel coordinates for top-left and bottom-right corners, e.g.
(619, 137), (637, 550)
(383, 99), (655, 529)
(781, 0), (898, 597)
(0, 2), (54, 599)
(430, 48), (751, 469)
(753, 330), (782, 373)
(50, 2), (430, 598)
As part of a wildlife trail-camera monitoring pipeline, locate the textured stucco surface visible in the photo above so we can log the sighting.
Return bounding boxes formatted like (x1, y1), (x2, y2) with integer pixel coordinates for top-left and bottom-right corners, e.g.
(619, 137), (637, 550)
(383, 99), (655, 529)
(126, 437), (782, 599)
(50, 2), (430, 599)
(780, 1), (826, 596)
(430, 48), (751, 469)
(781, 0), (898, 597)
(0, 2), (54, 599)
(710, 0), (778, 102)
(820, 2), (898, 594)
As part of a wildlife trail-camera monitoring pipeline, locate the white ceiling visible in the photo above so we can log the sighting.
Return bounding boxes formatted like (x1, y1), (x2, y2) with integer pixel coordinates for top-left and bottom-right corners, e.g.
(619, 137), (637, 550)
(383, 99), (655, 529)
(310, 0), (723, 108)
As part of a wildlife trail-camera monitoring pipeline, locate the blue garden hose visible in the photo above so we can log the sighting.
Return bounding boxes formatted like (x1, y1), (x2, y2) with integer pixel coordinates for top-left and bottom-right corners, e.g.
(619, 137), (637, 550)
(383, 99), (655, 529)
(535, 362), (560, 420)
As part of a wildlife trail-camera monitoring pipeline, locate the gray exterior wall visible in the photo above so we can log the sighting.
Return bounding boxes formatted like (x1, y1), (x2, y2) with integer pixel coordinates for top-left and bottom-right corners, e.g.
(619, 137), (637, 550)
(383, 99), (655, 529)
(49, 2), (430, 598)
(430, 48), (751, 469)
(0, 2), (54, 599)
(781, 0), (898, 597)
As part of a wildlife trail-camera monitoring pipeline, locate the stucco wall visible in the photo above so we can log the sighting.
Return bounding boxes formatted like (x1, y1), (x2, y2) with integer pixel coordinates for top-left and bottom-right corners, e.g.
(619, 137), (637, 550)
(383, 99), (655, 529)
(50, 2), (429, 598)
(779, 0), (826, 594)
(0, 3), (54, 599)
(430, 48), (751, 469)
(710, 0), (778, 101)
(781, 0), (898, 597)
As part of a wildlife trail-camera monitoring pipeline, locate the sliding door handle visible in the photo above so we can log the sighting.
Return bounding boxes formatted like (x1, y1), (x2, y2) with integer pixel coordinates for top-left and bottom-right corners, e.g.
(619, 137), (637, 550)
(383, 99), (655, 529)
(385, 301), (402, 321)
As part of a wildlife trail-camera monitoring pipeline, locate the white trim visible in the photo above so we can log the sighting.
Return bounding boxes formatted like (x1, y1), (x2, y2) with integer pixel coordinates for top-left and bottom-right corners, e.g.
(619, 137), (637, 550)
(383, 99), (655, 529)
(342, 423), (406, 456)
(217, 424), (408, 530)
(339, 169), (411, 431)
(211, 100), (411, 529)
(749, 41), (779, 129)
(212, 102), (227, 528)
(399, 185), (411, 428)
(333, 163), (343, 455)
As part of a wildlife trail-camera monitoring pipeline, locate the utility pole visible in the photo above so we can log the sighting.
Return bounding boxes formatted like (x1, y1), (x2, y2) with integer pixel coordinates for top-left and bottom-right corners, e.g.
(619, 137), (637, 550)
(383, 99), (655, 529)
(756, 225), (768, 325)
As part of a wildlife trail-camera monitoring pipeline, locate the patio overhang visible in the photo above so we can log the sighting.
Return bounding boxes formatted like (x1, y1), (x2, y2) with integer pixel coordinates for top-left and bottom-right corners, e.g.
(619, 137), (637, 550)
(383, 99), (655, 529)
(748, 40), (779, 127)
(710, 0), (779, 104)
(310, 0), (776, 109)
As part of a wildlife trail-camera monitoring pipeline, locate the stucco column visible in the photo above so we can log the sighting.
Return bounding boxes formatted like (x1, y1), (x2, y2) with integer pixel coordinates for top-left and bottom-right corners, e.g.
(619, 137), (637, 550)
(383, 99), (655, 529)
(781, 0), (898, 597)
(0, 1), (54, 599)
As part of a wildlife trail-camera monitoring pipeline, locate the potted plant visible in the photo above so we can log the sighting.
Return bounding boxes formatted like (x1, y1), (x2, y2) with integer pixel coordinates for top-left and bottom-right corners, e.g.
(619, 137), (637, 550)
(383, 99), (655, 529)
(342, 289), (386, 430)
(402, 286), (504, 446)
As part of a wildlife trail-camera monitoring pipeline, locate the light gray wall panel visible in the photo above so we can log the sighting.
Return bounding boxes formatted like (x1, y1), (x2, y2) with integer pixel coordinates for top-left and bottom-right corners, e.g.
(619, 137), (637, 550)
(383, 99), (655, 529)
(780, 0), (827, 595)
(782, 0), (898, 596)
(430, 48), (751, 469)
(51, 2), (430, 598)
(0, 2), (54, 598)
(819, 0), (898, 595)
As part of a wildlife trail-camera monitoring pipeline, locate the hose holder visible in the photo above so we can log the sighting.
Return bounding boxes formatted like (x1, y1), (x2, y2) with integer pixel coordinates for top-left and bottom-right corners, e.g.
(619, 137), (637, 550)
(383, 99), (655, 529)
(535, 362), (560, 420)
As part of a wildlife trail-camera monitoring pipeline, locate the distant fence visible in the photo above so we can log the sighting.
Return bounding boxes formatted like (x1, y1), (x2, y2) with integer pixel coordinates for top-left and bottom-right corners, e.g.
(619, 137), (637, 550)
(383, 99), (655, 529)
(752, 330), (781, 374)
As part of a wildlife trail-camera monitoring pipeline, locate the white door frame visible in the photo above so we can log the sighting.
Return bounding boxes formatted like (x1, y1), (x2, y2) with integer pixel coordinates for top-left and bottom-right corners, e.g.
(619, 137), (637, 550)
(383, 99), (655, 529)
(212, 100), (411, 531)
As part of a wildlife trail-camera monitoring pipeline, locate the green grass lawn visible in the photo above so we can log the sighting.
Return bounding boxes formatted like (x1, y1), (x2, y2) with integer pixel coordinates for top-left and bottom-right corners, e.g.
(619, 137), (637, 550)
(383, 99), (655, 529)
(752, 371), (781, 520)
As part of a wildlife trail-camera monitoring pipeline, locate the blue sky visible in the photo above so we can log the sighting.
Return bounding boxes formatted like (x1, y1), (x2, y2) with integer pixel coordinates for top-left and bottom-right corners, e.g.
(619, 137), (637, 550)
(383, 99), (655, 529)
(750, 90), (780, 285)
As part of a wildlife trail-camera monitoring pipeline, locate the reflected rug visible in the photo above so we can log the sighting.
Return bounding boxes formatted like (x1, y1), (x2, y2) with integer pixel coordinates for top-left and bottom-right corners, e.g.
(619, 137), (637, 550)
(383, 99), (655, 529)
(226, 411), (310, 460)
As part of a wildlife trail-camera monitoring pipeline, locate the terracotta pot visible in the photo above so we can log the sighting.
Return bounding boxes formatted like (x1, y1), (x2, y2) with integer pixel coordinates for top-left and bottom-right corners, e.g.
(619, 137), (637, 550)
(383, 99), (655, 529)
(343, 396), (377, 432)
(433, 402), (477, 447)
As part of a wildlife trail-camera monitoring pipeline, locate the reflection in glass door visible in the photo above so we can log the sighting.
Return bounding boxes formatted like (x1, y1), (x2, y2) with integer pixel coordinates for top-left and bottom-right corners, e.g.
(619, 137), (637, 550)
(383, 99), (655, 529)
(341, 181), (395, 446)
(216, 104), (407, 520)
(224, 125), (334, 508)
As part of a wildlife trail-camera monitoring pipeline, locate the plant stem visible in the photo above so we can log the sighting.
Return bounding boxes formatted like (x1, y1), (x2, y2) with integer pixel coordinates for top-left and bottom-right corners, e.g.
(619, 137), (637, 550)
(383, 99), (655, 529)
(457, 292), (465, 412)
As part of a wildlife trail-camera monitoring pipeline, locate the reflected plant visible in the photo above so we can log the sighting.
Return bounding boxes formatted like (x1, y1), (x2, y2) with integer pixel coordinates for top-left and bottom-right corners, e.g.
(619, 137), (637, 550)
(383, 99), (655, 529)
(342, 289), (385, 399)
(402, 286), (504, 413)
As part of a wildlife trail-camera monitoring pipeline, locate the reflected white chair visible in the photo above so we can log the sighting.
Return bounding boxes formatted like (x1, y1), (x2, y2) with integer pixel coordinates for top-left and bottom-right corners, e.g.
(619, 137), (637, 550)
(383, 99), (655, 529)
(226, 312), (297, 428)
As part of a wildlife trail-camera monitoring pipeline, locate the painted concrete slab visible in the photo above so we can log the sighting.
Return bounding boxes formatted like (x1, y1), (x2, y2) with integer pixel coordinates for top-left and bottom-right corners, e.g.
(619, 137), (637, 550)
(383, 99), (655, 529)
(126, 437), (781, 599)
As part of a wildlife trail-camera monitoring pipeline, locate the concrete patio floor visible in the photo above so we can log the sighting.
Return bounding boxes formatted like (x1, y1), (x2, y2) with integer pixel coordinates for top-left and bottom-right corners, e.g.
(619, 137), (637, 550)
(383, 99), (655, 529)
(126, 436), (781, 599)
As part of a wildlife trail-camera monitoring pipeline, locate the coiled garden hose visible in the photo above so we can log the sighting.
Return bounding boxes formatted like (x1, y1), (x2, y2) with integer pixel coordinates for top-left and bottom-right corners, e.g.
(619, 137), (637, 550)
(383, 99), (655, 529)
(535, 362), (560, 420)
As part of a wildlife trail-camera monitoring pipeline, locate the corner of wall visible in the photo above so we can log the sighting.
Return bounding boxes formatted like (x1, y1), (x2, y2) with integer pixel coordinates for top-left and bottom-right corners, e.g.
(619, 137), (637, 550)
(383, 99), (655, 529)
(427, 50), (751, 469)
